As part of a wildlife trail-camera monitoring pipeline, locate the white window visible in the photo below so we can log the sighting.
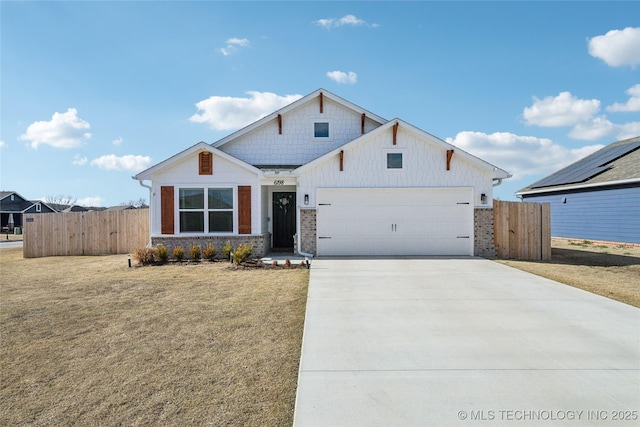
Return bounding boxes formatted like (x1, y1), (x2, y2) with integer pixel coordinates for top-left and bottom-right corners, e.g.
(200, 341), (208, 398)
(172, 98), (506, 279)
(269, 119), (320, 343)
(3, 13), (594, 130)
(179, 188), (233, 233)
(314, 122), (330, 138)
(387, 152), (403, 169)
(35, 203), (42, 212)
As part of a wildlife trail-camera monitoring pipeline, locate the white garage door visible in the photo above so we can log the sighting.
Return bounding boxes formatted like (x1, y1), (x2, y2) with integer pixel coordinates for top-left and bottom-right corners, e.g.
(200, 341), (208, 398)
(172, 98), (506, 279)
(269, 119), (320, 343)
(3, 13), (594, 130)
(316, 188), (474, 256)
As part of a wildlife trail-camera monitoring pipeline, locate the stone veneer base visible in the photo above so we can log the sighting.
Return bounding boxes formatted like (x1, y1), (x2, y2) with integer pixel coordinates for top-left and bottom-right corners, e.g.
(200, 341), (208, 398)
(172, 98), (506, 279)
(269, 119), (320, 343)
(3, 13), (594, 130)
(151, 233), (271, 259)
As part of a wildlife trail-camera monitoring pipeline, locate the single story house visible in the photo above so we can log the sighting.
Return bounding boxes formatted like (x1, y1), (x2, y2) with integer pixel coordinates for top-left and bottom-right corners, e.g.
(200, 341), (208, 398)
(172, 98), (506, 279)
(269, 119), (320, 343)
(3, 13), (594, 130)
(133, 89), (511, 257)
(516, 136), (640, 244)
(0, 191), (57, 233)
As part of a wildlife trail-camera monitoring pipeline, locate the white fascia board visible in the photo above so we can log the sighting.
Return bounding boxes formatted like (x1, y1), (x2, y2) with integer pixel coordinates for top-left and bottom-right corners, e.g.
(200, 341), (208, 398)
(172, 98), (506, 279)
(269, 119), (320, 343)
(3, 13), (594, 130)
(516, 177), (640, 196)
(212, 88), (388, 149)
(133, 141), (263, 181)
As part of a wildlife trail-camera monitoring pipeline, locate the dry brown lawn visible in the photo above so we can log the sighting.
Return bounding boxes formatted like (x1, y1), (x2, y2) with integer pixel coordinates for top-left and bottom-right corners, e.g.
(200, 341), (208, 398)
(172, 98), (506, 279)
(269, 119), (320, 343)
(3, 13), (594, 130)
(497, 238), (640, 307)
(0, 233), (23, 242)
(0, 248), (309, 426)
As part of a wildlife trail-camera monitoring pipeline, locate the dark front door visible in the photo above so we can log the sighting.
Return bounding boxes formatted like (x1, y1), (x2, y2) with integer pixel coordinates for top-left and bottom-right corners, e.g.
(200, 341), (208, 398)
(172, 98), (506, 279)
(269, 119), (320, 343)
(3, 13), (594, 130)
(273, 192), (296, 249)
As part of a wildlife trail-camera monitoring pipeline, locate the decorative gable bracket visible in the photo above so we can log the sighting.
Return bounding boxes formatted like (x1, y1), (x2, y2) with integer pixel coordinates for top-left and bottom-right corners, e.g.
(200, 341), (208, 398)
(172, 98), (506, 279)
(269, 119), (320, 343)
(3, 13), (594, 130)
(446, 149), (454, 171)
(392, 122), (399, 145)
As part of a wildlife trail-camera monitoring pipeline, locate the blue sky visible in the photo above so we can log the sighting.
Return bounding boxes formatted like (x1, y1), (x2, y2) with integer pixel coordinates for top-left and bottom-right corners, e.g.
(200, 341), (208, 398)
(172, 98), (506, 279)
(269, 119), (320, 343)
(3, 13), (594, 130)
(1, 1), (639, 207)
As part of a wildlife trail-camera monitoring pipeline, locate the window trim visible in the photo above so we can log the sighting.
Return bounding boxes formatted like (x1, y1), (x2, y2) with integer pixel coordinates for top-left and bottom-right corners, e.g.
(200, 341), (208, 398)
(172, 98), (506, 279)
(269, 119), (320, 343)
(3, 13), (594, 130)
(177, 186), (236, 234)
(384, 150), (406, 171)
(312, 120), (332, 140)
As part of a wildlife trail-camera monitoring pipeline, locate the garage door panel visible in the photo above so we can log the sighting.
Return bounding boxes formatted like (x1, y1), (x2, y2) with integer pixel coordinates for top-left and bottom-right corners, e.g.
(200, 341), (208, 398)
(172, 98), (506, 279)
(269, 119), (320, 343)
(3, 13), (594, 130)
(316, 188), (473, 256)
(318, 236), (471, 256)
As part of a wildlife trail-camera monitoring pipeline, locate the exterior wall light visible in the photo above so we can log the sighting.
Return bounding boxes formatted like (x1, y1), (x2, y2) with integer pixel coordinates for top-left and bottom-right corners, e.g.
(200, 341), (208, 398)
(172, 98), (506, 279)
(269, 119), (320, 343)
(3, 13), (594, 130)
(480, 193), (487, 204)
(304, 194), (309, 205)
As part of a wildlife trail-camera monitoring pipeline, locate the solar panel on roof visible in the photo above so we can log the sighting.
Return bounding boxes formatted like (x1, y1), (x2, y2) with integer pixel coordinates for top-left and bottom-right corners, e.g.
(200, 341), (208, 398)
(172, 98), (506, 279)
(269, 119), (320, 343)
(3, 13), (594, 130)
(531, 139), (640, 189)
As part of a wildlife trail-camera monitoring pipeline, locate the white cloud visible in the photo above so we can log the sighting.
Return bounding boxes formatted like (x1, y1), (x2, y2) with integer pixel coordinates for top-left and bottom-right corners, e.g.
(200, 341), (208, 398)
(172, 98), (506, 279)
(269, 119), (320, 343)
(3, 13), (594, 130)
(588, 27), (640, 67)
(90, 154), (152, 172)
(327, 70), (358, 85)
(446, 131), (603, 179)
(567, 116), (616, 141)
(569, 115), (640, 141)
(616, 121), (640, 140)
(314, 14), (377, 29)
(112, 136), (124, 145)
(523, 92), (600, 127)
(220, 37), (249, 56)
(189, 90), (303, 131)
(0, 140), (6, 149)
(606, 84), (640, 112)
(76, 196), (105, 207)
(72, 154), (88, 166)
(20, 108), (91, 149)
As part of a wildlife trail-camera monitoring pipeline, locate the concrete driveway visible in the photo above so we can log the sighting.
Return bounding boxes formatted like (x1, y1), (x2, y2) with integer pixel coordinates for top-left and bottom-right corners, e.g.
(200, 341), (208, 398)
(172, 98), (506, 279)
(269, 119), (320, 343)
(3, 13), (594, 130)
(293, 258), (640, 426)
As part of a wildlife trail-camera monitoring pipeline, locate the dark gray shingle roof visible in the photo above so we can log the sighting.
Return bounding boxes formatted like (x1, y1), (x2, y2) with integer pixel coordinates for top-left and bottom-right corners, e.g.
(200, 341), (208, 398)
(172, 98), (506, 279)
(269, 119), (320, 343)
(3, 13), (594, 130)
(517, 136), (640, 194)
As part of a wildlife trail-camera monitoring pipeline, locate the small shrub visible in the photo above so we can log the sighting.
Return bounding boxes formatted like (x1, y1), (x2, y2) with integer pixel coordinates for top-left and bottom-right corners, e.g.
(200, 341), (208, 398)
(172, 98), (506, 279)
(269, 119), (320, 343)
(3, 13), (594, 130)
(173, 246), (185, 261)
(189, 244), (202, 260)
(222, 240), (233, 261)
(203, 243), (217, 261)
(233, 243), (254, 265)
(132, 247), (157, 266)
(156, 244), (169, 263)
(285, 258), (292, 268)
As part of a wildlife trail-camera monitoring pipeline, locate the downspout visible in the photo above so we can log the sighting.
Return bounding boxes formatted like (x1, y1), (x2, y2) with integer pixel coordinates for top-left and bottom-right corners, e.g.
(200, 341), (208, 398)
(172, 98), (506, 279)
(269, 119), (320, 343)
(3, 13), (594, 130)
(296, 231), (314, 258)
(295, 179), (314, 259)
(493, 178), (503, 187)
(136, 179), (153, 247)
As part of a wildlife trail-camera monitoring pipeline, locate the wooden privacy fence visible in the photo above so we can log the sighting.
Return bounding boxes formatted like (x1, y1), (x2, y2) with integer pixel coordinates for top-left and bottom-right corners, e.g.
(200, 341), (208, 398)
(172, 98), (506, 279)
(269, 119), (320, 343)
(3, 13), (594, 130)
(23, 209), (149, 258)
(494, 201), (551, 261)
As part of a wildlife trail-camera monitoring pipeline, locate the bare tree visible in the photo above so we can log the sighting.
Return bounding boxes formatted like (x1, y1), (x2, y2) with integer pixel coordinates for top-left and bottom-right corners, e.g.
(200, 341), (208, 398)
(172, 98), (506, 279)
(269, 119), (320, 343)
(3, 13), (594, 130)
(120, 198), (147, 208)
(45, 195), (77, 206)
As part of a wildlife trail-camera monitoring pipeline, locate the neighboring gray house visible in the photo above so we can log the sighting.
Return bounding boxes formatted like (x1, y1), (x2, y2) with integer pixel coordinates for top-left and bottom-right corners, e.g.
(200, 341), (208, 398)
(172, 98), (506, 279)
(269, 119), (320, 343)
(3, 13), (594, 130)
(0, 191), (57, 233)
(134, 89), (511, 257)
(62, 205), (89, 213)
(516, 136), (640, 244)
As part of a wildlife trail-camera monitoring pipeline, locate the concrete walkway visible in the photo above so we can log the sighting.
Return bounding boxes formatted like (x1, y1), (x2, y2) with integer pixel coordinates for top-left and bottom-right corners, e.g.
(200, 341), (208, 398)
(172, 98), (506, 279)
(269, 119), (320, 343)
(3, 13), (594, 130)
(293, 258), (640, 426)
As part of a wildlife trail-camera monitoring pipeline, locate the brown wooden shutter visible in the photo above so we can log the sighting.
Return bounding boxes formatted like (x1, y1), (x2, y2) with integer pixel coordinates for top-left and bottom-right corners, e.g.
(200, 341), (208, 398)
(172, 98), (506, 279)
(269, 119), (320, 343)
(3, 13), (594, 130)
(238, 186), (251, 235)
(199, 152), (213, 175)
(161, 186), (175, 234)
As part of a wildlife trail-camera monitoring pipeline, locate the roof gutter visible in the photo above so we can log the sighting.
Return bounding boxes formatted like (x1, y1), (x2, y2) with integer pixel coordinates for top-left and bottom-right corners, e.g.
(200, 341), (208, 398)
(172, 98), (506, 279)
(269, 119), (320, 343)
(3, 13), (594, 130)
(516, 177), (640, 196)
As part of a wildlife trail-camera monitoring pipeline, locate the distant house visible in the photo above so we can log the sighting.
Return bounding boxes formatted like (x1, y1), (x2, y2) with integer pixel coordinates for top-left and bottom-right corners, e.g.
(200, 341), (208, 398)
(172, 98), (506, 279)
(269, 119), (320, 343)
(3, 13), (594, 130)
(0, 191), (57, 233)
(516, 136), (640, 244)
(105, 205), (137, 211)
(62, 205), (89, 213)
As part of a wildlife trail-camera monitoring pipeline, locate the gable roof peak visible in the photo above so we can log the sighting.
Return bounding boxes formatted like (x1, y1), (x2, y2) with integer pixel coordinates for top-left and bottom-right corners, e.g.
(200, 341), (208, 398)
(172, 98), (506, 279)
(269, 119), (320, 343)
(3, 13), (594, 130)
(212, 88), (388, 148)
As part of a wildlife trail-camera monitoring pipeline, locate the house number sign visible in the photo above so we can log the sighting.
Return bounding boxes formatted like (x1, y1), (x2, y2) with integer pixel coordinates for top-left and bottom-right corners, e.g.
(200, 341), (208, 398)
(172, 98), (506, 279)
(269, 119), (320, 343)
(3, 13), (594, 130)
(273, 180), (285, 185)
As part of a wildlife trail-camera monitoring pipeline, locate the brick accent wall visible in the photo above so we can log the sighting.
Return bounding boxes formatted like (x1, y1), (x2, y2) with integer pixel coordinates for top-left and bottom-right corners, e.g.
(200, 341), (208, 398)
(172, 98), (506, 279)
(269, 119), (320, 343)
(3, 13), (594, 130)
(474, 208), (495, 258)
(151, 233), (271, 259)
(299, 208), (317, 255)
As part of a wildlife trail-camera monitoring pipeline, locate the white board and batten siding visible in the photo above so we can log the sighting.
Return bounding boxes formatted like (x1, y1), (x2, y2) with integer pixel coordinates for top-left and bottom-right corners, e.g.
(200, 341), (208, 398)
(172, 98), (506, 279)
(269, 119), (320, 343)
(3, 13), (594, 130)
(316, 188), (474, 256)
